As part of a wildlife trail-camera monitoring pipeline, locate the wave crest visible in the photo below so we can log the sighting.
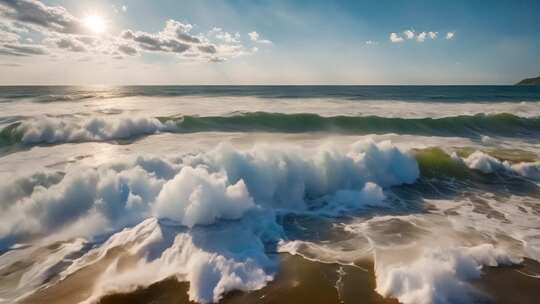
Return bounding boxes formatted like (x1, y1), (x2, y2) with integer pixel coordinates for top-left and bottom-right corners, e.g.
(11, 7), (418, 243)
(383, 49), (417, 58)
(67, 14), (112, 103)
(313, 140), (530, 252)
(1, 112), (539, 148)
(0, 139), (418, 302)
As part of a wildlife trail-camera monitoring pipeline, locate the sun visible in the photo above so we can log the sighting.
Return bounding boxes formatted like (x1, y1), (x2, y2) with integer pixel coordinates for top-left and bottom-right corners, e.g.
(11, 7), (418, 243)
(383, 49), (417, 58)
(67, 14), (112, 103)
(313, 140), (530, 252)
(83, 15), (107, 34)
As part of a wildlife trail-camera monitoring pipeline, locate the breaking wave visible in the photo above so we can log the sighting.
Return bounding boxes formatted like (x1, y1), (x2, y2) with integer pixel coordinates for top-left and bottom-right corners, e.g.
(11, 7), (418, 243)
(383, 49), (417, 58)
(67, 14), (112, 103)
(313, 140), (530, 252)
(1, 112), (540, 148)
(1, 139), (539, 303)
(0, 139), (419, 303)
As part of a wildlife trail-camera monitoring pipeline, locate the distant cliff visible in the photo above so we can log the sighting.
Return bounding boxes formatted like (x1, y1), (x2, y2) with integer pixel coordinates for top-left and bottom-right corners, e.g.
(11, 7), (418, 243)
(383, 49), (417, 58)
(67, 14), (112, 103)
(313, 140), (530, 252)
(516, 76), (540, 85)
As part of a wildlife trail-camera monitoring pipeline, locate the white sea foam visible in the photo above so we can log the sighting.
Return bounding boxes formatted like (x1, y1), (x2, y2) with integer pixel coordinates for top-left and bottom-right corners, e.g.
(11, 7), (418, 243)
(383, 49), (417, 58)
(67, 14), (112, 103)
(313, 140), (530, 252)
(0, 139), (419, 303)
(0, 139), (418, 244)
(2, 135), (538, 303)
(375, 244), (520, 304)
(511, 162), (540, 181)
(460, 150), (540, 181)
(0, 238), (87, 302)
(17, 116), (176, 144)
(153, 167), (256, 227)
(462, 150), (510, 173)
(480, 135), (499, 145)
(2, 95), (540, 120)
(77, 218), (276, 304)
(281, 190), (540, 304)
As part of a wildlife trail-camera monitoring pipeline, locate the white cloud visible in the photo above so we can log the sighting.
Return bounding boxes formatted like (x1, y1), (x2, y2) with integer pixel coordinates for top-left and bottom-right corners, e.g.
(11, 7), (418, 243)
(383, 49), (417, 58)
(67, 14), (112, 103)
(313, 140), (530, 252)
(446, 32), (455, 40)
(248, 31), (272, 44)
(403, 29), (415, 39)
(210, 27), (240, 44)
(416, 32), (427, 42)
(0, 42), (47, 56)
(390, 29), (444, 44)
(0, 28), (19, 43)
(365, 40), (378, 45)
(248, 31), (259, 41)
(0, 0), (269, 62)
(0, 0), (82, 34)
(390, 33), (404, 43)
(55, 37), (86, 52)
(118, 44), (137, 56)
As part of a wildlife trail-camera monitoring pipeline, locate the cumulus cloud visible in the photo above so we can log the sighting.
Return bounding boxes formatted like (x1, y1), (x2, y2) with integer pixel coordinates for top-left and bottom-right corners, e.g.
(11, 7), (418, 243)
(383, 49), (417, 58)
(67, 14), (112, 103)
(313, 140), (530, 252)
(0, 0), (82, 34)
(446, 32), (455, 40)
(120, 29), (190, 54)
(0, 42), (46, 56)
(163, 19), (200, 43)
(248, 31), (272, 44)
(0, 29), (19, 43)
(365, 40), (378, 45)
(197, 44), (217, 54)
(390, 29), (441, 44)
(210, 28), (240, 44)
(55, 37), (86, 52)
(117, 43), (137, 56)
(0, 20), (23, 43)
(416, 31), (427, 42)
(403, 29), (415, 40)
(119, 21), (250, 61)
(390, 32), (404, 43)
(248, 31), (259, 41)
(0, 0), (268, 62)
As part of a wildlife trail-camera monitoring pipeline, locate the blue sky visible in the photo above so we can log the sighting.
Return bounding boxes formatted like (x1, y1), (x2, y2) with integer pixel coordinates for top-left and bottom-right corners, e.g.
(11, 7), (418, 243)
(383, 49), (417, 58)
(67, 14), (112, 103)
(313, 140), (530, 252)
(1, 0), (539, 84)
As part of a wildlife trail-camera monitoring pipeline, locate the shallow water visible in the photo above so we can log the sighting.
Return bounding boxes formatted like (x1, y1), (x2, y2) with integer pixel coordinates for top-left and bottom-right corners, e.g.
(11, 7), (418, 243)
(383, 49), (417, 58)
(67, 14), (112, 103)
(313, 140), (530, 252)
(1, 86), (539, 304)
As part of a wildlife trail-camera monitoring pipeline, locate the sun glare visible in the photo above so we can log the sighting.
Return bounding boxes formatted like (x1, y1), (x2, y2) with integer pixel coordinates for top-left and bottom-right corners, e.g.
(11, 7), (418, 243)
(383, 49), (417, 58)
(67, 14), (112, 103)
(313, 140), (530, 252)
(83, 15), (107, 34)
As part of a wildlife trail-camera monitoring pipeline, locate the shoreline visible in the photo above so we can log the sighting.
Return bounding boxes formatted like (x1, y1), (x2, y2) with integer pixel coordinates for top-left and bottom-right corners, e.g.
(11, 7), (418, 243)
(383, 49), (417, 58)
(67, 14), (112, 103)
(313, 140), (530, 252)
(23, 254), (534, 304)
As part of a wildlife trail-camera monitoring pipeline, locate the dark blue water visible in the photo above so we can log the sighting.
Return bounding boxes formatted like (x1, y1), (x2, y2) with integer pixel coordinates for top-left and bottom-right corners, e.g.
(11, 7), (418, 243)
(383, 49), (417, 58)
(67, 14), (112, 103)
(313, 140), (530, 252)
(1, 85), (540, 103)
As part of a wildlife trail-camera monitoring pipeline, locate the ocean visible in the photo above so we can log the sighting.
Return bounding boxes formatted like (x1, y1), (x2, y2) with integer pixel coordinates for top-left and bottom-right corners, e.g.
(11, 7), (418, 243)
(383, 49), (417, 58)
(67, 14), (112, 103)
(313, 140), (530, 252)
(0, 86), (539, 304)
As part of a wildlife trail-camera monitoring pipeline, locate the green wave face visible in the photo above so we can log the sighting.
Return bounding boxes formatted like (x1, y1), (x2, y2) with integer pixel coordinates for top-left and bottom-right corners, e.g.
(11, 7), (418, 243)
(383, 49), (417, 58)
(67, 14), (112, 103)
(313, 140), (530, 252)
(0, 122), (22, 147)
(2, 113), (540, 149)
(171, 112), (540, 137)
(413, 148), (470, 179)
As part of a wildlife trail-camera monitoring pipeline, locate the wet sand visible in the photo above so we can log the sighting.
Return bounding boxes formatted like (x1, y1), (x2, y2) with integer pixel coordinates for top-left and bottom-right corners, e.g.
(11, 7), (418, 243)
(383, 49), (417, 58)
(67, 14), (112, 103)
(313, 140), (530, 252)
(98, 254), (397, 304)
(472, 258), (540, 304)
(21, 247), (138, 304)
(20, 254), (540, 304)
